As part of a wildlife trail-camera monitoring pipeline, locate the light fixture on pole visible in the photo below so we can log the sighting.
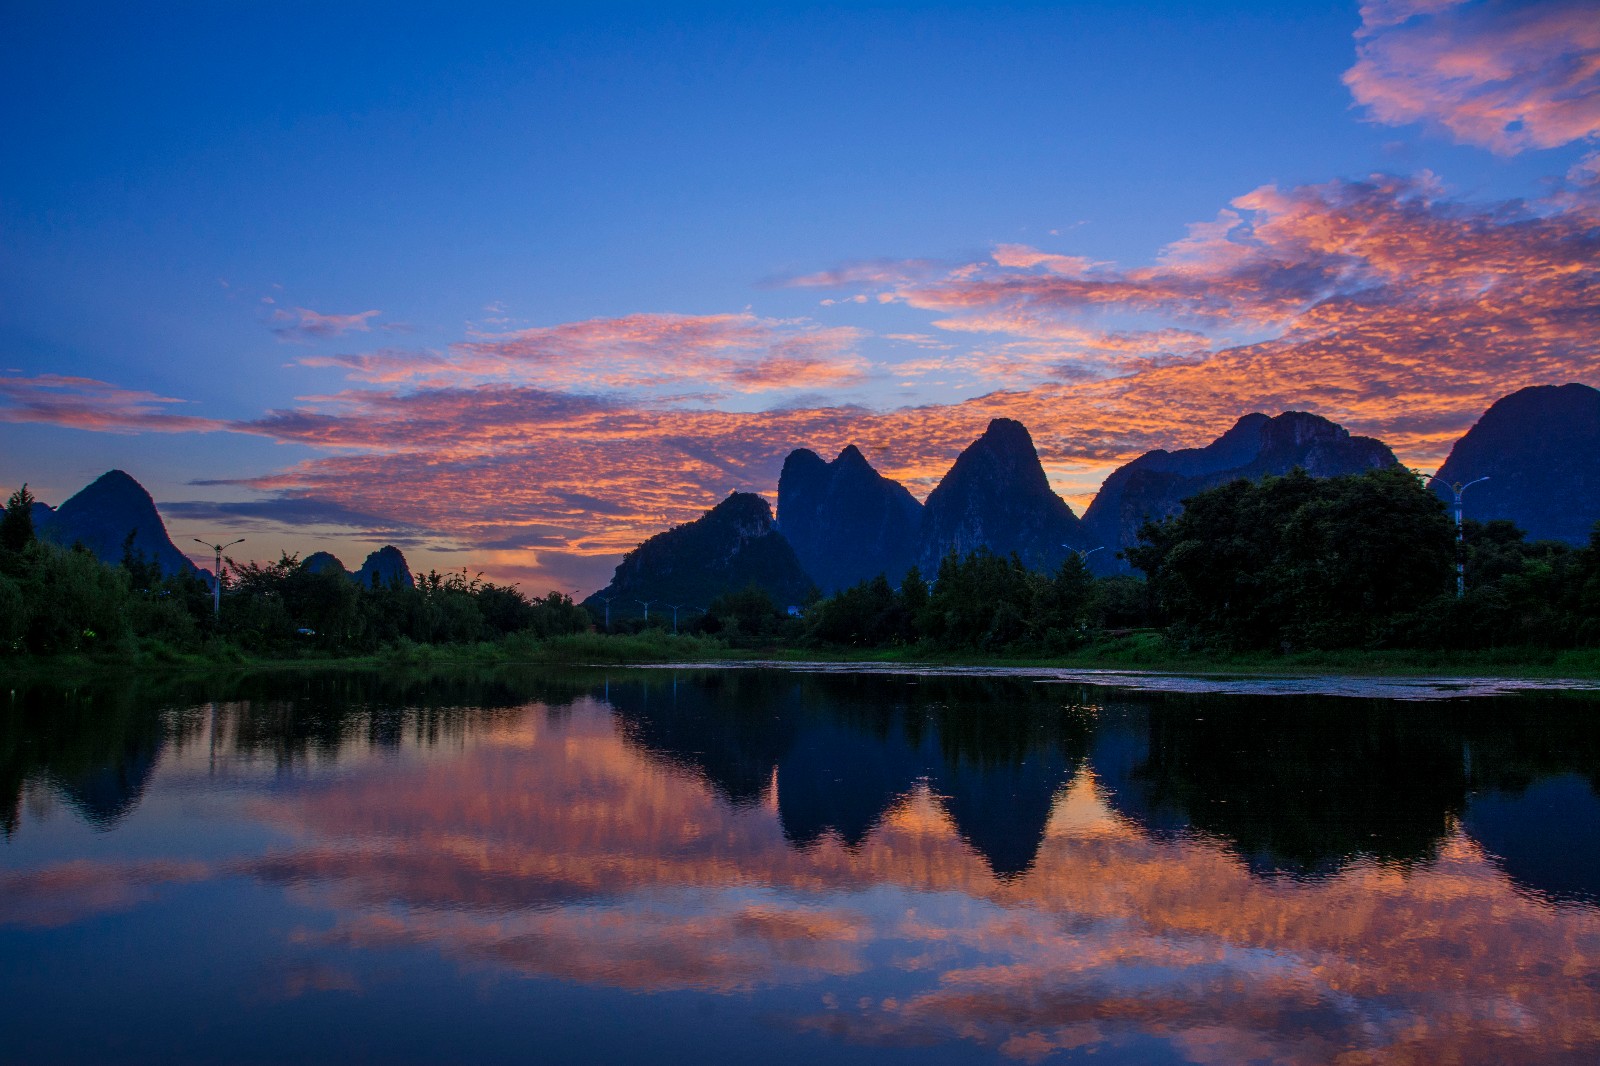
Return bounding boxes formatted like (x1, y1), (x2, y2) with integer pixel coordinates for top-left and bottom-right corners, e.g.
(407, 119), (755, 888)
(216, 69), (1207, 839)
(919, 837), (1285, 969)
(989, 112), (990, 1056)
(636, 599), (651, 623)
(1420, 474), (1489, 598)
(597, 595), (615, 631)
(1063, 544), (1104, 564)
(194, 537), (245, 617)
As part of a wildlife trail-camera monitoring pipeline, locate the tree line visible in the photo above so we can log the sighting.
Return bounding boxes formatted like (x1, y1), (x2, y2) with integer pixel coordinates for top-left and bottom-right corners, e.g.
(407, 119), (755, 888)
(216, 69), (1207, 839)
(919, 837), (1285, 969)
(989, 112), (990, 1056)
(796, 466), (1600, 653)
(0, 485), (589, 658)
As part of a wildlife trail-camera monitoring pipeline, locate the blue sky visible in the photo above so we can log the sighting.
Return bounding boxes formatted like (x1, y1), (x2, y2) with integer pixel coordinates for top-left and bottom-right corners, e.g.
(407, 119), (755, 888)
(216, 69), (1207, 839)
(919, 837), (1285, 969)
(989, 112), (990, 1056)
(3, 0), (1597, 591)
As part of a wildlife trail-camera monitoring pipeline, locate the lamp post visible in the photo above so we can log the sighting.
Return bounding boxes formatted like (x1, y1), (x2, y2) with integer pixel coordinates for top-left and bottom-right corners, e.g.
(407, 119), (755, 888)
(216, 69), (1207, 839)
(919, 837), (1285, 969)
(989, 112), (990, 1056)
(597, 595), (614, 631)
(666, 604), (683, 634)
(1421, 474), (1489, 598)
(193, 537), (245, 617)
(636, 599), (651, 624)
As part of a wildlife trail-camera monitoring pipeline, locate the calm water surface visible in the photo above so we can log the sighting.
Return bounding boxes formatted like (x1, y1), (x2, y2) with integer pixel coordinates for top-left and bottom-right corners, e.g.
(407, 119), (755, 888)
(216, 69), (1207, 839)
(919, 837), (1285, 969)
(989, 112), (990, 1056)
(4, 667), (1600, 1064)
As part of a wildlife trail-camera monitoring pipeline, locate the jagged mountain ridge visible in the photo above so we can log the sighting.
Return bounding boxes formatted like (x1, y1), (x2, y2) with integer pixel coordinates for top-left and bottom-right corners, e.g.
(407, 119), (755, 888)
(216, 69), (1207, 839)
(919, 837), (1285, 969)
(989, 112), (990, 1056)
(917, 418), (1086, 572)
(777, 444), (923, 594)
(583, 492), (815, 618)
(1081, 411), (1398, 571)
(1431, 383), (1600, 544)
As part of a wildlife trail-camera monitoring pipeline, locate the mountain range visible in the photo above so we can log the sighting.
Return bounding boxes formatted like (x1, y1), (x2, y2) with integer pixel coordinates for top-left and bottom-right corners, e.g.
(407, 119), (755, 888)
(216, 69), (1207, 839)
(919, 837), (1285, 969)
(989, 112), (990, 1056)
(7, 384), (1596, 607)
(0, 469), (415, 589)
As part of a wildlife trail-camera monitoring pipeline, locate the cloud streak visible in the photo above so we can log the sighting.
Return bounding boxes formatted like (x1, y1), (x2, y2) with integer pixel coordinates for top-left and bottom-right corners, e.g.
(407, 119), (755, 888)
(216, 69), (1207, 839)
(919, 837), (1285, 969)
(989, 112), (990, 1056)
(0, 374), (225, 434)
(298, 313), (869, 400)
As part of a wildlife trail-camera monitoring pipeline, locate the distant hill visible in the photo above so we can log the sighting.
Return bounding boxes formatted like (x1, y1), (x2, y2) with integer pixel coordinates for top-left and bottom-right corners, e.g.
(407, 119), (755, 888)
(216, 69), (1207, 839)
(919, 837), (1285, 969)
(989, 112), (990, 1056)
(777, 444), (922, 594)
(1082, 411), (1397, 571)
(354, 545), (415, 589)
(32, 470), (200, 579)
(303, 551), (349, 577)
(583, 492), (814, 619)
(918, 418), (1086, 573)
(303, 546), (415, 588)
(1432, 383), (1600, 544)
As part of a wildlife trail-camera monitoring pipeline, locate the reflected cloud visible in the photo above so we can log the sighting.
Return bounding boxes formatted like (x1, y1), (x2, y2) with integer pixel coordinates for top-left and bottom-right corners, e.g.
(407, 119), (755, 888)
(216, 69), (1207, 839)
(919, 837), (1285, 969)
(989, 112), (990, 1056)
(0, 859), (209, 927)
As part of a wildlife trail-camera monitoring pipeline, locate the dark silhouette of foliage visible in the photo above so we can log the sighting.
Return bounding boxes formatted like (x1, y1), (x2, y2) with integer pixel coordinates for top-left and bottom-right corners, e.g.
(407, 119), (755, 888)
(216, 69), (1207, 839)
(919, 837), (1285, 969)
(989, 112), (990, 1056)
(1, 484), (36, 554)
(1127, 467), (1455, 650)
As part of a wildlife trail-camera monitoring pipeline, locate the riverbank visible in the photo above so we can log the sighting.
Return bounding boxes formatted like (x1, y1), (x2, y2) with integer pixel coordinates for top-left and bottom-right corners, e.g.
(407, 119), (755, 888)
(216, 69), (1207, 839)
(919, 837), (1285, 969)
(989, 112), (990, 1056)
(5, 629), (1600, 682)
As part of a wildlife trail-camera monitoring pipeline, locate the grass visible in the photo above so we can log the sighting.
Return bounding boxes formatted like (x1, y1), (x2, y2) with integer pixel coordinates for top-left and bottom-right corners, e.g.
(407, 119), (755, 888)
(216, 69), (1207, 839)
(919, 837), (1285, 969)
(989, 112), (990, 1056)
(5, 629), (1600, 682)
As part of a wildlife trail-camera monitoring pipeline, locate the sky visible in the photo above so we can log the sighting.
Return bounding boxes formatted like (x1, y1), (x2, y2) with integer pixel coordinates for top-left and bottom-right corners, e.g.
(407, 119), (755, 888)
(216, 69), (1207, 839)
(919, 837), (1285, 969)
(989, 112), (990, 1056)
(2, 0), (1597, 594)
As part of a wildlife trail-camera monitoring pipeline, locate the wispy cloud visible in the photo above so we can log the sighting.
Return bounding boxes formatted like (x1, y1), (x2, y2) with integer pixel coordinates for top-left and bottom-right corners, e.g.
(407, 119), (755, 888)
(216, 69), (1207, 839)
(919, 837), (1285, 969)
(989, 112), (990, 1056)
(271, 307), (383, 342)
(297, 313), (868, 400)
(0, 374), (224, 434)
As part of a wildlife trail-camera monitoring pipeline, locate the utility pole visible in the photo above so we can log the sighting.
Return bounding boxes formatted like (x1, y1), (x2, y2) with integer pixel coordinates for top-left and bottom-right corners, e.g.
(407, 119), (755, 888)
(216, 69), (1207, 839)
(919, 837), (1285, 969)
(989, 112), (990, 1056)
(1421, 474), (1489, 598)
(193, 537), (245, 617)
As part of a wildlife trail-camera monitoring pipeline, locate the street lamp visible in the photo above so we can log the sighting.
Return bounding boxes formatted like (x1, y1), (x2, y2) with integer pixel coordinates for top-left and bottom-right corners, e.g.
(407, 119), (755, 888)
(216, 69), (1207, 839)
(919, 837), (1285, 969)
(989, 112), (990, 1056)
(636, 599), (651, 623)
(1420, 474), (1489, 598)
(596, 594), (615, 631)
(193, 537), (245, 617)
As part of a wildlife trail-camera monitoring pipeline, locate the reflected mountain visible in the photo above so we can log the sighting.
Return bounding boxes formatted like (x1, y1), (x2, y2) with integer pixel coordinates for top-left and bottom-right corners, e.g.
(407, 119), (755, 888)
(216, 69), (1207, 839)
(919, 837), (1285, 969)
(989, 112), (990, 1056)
(9, 666), (1600, 898)
(604, 671), (1091, 878)
(1, 685), (166, 833)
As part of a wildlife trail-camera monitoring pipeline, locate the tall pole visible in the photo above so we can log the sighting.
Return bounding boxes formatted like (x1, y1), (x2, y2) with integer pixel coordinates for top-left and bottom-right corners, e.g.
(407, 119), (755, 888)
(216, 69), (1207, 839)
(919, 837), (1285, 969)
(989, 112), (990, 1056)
(666, 604), (683, 634)
(636, 599), (651, 623)
(194, 537), (245, 617)
(598, 595), (614, 631)
(1421, 475), (1489, 598)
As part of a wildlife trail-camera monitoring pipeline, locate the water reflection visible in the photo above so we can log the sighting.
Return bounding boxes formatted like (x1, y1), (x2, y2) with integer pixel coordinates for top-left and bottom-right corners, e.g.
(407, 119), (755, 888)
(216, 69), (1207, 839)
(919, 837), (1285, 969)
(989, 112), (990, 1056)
(4, 668), (1600, 1064)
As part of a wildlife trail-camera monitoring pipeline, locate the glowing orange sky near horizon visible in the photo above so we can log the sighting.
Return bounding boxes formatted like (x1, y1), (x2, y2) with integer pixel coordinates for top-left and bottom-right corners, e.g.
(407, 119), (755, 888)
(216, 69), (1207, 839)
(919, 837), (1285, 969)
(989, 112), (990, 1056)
(2, 0), (1598, 593)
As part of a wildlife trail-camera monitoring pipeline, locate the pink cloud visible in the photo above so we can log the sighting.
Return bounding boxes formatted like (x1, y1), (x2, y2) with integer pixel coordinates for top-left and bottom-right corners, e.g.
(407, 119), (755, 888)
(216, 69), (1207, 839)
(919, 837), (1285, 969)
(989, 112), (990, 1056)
(1345, 0), (1600, 154)
(218, 172), (1598, 592)
(0, 374), (224, 434)
(299, 313), (868, 399)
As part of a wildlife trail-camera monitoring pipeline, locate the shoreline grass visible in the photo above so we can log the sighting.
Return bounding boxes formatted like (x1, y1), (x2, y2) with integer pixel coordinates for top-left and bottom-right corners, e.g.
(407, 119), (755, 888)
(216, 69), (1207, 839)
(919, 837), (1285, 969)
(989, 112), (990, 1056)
(5, 630), (1600, 683)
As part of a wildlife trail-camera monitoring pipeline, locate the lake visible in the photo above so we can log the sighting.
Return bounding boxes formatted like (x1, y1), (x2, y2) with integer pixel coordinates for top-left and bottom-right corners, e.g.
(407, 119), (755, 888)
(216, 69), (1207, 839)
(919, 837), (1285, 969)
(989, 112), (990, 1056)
(4, 665), (1600, 1064)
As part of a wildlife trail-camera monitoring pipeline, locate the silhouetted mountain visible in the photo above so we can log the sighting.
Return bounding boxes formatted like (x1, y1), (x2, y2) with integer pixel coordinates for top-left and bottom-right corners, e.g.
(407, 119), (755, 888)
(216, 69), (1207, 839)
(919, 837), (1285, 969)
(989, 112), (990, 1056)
(1082, 411), (1396, 571)
(584, 492), (815, 618)
(1431, 383), (1600, 544)
(353, 545), (414, 589)
(918, 418), (1085, 572)
(35, 470), (199, 578)
(303, 551), (349, 577)
(777, 444), (922, 593)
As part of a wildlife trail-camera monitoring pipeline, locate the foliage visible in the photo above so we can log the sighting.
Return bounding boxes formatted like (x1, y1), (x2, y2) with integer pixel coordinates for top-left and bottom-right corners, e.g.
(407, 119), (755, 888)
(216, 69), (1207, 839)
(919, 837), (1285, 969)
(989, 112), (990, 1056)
(1127, 467), (1456, 650)
(1, 484), (36, 554)
(802, 550), (1114, 652)
(0, 533), (591, 660)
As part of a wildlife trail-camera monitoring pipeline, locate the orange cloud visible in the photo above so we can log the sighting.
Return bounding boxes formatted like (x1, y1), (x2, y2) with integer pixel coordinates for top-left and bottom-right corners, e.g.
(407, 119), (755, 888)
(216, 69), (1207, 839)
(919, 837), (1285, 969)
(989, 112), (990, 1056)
(200, 172), (1599, 590)
(1345, 0), (1600, 154)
